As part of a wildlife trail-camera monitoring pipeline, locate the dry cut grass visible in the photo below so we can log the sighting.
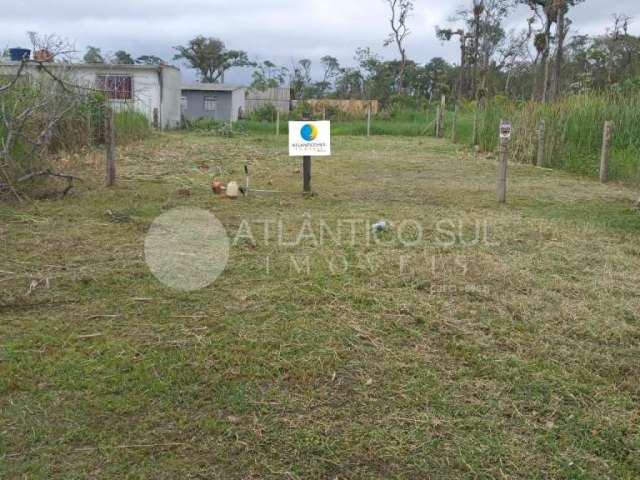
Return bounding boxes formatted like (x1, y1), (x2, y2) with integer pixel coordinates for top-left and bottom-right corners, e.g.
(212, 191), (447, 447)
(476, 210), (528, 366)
(1, 132), (639, 478)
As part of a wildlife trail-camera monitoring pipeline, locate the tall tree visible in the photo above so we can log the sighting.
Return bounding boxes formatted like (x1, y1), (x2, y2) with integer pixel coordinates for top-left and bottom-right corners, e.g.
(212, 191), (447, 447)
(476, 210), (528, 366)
(112, 50), (134, 64)
(519, 0), (585, 101)
(136, 55), (165, 65)
(477, 0), (514, 101)
(383, 0), (413, 94)
(173, 36), (252, 83)
(472, 0), (484, 99)
(436, 27), (469, 99)
(316, 55), (341, 96)
(448, 0), (512, 101)
(604, 14), (633, 84)
(290, 59), (313, 100)
(335, 68), (365, 99)
(251, 60), (288, 91)
(83, 46), (104, 64)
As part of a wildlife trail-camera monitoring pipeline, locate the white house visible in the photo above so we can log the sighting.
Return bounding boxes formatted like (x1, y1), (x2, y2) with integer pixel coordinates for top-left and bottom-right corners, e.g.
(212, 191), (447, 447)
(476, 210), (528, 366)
(0, 62), (182, 129)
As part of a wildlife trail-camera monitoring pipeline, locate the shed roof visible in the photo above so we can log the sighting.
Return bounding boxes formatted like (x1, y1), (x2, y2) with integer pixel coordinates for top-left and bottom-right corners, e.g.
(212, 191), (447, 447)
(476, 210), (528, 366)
(181, 83), (245, 92)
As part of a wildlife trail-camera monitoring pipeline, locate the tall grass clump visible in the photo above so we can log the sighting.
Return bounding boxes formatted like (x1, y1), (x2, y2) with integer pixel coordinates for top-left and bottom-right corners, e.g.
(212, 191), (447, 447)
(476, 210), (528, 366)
(476, 92), (640, 183)
(114, 109), (151, 143)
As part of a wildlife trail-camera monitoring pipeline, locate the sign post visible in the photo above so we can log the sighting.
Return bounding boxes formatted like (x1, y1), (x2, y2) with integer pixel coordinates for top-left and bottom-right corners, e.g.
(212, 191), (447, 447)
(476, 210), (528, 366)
(303, 155), (312, 193)
(289, 120), (331, 195)
(497, 121), (512, 203)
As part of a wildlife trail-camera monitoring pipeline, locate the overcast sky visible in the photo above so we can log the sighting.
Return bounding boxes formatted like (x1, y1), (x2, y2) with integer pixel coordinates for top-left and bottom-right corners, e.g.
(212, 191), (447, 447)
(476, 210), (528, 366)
(3, 0), (640, 84)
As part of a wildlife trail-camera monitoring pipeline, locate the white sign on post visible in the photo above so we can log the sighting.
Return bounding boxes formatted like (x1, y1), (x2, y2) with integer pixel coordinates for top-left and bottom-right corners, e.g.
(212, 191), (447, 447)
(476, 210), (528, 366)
(289, 121), (331, 157)
(500, 123), (512, 140)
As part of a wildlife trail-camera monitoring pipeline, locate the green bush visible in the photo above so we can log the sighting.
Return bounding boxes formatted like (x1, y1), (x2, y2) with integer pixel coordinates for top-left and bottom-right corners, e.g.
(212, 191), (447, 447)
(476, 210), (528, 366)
(250, 103), (278, 122)
(183, 117), (245, 137)
(290, 101), (313, 120)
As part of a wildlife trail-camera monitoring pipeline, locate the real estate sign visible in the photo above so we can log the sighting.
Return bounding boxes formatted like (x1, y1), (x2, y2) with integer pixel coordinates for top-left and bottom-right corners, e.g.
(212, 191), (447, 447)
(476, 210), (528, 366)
(289, 121), (331, 157)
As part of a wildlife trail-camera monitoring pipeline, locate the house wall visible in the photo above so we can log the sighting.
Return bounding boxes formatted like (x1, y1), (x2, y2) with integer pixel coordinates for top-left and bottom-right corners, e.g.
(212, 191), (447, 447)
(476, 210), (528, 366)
(231, 88), (247, 121)
(0, 63), (182, 129)
(160, 67), (181, 128)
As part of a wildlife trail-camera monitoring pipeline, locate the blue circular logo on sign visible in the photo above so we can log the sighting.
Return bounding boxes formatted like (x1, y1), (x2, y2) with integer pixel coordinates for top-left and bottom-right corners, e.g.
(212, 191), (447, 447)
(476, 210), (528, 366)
(300, 124), (318, 142)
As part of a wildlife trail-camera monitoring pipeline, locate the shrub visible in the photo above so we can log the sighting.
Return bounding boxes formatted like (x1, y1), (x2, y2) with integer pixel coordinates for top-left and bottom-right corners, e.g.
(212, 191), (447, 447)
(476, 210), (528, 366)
(0, 75), (151, 197)
(184, 118), (245, 137)
(250, 103), (278, 122)
(290, 101), (313, 120)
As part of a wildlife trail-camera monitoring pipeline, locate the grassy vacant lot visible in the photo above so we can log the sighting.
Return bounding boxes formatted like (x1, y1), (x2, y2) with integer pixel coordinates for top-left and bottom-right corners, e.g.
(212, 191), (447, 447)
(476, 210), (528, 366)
(1, 132), (639, 479)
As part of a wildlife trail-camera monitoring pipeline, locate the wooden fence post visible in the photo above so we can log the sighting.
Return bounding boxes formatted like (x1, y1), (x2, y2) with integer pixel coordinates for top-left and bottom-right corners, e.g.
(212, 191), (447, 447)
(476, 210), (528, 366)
(600, 121), (614, 183)
(276, 110), (280, 136)
(367, 104), (371, 137)
(302, 116), (311, 194)
(303, 156), (311, 193)
(439, 95), (446, 138)
(426, 107), (430, 135)
(435, 95), (446, 139)
(105, 106), (116, 187)
(536, 120), (545, 167)
(153, 108), (159, 129)
(497, 121), (511, 203)
(472, 109), (479, 146)
(451, 105), (458, 143)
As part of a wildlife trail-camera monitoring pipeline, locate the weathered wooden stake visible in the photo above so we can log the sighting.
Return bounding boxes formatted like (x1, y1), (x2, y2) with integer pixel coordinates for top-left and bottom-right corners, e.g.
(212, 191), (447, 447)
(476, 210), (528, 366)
(435, 106), (442, 138)
(472, 110), (479, 146)
(600, 121), (614, 183)
(303, 156), (311, 193)
(367, 104), (371, 137)
(497, 120), (510, 203)
(438, 96), (446, 138)
(105, 106), (116, 187)
(276, 110), (280, 136)
(536, 120), (545, 167)
(302, 115), (311, 194)
(451, 105), (458, 143)
(153, 108), (159, 129)
(322, 107), (326, 120)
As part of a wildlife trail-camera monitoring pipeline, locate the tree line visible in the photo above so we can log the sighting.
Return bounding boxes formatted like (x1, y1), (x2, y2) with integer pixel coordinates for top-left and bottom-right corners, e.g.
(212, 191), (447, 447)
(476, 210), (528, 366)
(22, 0), (639, 107)
(258, 0), (640, 107)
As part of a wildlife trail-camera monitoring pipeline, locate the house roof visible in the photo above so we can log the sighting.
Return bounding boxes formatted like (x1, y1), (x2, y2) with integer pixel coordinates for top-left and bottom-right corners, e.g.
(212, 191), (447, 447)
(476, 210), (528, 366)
(0, 61), (179, 71)
(181, 83), (245, 92)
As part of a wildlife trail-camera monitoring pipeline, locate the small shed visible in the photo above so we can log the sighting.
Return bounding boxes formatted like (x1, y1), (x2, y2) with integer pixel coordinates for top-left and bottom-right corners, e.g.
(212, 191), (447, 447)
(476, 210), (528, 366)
(181, 84), (246, 122)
